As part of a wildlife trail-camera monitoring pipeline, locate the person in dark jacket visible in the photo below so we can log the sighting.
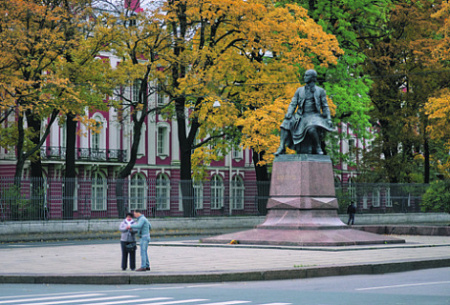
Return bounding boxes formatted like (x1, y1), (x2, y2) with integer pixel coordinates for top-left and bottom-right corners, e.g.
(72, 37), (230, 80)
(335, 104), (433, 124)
(119, 212), (136, 271)
(347, 201), (357, 225)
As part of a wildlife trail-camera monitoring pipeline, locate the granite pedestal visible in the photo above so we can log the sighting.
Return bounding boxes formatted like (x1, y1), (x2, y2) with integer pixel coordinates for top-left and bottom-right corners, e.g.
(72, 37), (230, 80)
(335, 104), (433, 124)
(201, 154), (404, 246)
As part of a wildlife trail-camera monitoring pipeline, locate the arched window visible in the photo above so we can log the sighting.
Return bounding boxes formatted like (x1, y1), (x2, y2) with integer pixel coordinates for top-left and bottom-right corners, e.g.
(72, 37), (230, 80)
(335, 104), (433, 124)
(92, 123), (101, 150)
(372, 187), (381, 208)
(232, 148), (243, 160)
(130, 173), (147, 211)
(92, 171), (106, 211)
(30, 174), (48, 219)
(193, 180), (204, 210)
(91, 114), (106, 160)
(211, 175), (224, 209)
(231, 175), (244, 210)
(156, 174), (170, 210)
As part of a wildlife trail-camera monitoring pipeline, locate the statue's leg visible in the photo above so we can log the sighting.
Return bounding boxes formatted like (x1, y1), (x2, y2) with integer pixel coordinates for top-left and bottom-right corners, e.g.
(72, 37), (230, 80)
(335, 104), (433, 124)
(274, 128), (289, 156)
(308, 127), (324, 155)
(300, 138), (312, 154)
(286, 131), (294, 150)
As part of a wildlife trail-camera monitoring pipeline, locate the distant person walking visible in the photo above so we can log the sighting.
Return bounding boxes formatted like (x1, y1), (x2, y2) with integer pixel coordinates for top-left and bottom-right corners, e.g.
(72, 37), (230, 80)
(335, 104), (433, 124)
(347, 201), (356, 225)
(119, 213), (136, 271)
(127, 209), (151, 271)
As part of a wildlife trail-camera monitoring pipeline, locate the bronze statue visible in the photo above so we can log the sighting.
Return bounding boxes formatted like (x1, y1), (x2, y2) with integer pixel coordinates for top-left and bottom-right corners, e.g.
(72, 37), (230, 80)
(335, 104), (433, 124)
(275, 69), (333, 156)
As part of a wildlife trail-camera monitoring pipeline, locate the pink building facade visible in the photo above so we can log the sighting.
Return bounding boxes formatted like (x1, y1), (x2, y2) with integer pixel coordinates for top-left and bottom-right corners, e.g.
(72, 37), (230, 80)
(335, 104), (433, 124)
(0, 49), (263, 219)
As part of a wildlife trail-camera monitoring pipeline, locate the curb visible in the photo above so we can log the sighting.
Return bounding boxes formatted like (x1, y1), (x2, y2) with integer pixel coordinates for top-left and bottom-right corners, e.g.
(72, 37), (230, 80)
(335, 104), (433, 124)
(1, 258), (449, 285)
(1, 225), (448, 244)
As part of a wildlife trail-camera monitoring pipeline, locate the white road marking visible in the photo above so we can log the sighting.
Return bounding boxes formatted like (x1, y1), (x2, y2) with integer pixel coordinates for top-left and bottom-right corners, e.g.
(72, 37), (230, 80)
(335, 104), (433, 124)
(83, 297), (172, 305)
(19, 295), (134, 305)
(257, 303), (292, 305)
(258, 303), (292, 305)
(0, 293), (93, 301)
(356, 280), (450, 291)
(197, 301), (251, 305)
(137, 300), (208, 305)
(0, 294), (103, 304)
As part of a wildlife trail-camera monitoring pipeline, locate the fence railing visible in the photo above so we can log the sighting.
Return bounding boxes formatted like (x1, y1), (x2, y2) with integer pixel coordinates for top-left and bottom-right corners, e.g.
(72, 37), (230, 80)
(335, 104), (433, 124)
(0, 177), (430, 221)
(335, 183), (429, 214)
(39, 147), (127, 162)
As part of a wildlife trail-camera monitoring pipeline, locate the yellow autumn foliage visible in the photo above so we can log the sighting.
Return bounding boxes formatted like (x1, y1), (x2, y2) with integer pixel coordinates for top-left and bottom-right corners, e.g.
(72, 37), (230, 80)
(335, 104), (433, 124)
(425, 2), (450, 174)
(169, 0), (343, 171)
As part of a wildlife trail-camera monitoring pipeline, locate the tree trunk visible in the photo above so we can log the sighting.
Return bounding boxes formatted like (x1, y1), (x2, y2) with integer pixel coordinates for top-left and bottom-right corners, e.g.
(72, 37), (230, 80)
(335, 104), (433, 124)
(115, 115), (144, 218)
(423, 136), (430, 184)
(252, 151), (269, 215)
(25, 111), (45, 220)
(63, 113), (77, 219)
(176, 97), (195, 217)
(14, 115), (26, 186)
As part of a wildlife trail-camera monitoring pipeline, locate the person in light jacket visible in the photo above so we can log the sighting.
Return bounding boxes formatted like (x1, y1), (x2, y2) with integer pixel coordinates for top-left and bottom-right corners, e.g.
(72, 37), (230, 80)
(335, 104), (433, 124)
(128, 209), (151, 271)
(119, 212), (136, 271)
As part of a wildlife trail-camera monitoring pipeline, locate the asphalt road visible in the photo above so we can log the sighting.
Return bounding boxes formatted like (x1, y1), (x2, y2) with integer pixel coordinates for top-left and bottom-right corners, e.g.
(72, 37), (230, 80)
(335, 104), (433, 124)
(0, 268), (449, 305)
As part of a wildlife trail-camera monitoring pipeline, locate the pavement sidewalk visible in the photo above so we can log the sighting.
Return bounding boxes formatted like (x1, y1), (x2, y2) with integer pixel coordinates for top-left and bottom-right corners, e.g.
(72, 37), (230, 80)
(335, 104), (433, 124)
(0, 235), (449, 285)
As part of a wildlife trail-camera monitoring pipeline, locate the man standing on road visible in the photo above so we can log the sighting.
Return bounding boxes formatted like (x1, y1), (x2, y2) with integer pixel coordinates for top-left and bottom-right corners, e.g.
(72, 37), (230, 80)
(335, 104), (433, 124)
(127, 209), (151, 271)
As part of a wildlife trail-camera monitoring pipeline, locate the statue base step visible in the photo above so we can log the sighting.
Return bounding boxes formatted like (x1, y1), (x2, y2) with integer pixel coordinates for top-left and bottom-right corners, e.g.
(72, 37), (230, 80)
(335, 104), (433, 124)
(200, 227), (404, 246)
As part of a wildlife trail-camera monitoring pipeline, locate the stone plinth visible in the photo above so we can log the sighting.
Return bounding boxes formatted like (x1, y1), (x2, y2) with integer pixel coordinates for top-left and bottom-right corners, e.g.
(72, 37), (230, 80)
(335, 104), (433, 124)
(201, 154), (404, 246)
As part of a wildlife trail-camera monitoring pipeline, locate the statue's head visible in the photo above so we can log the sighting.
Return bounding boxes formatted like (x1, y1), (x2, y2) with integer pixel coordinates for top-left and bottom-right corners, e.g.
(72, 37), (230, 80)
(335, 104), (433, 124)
(304, 69), (317, 84)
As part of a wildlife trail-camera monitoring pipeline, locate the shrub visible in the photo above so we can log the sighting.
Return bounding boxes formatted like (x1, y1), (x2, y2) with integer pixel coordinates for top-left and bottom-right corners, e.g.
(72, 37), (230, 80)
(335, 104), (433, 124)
(421, 180), (450, 213)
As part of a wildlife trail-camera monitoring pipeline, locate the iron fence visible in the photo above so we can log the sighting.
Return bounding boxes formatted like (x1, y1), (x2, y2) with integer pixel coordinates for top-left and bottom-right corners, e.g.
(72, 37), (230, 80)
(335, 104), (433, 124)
(39, 147), (127, 162)
(335, 182), (429, 214)
(0, 177), (431, 221)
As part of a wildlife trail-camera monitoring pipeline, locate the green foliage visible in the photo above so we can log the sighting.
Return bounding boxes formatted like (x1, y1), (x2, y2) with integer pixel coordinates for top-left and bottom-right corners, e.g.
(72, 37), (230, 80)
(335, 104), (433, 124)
(0, 185), (40, 221)
(335, 187), (353, 213)
(361, 0), (450, 183)
(421, 180), (450, 213)
(277, 0), (391, 165)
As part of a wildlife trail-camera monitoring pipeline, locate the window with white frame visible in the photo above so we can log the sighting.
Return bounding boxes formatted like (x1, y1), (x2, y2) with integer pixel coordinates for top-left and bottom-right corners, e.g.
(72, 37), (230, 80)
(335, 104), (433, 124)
(157, 82), (165, 106)
(91, 114), (106, 160)
(232, 147), (243, 160)
(92, 128), (100, 150)
(211, 175), (224, 209)
(231, 175), (244, 210)
(129, 173), (147, 211)
(348, 138), (356, 160)
(137, 123), (146, 157)
(363, 192), (368, 209)
(193, 180), (204, 210)
(385, 187), (392, 207)
(132, 79), (141, 103)
(157, 125), (169, 157)
(372, 187), (381, 207)
(61, 122), (67, 148)
(91, 171), (107, 211)
(156, 174), (170, 210)
(91, 116), (103, 150)
(348, 178), (357, 202)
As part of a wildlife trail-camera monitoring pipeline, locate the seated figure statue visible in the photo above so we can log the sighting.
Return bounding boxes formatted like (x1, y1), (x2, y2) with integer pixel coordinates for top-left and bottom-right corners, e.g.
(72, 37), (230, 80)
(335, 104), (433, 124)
(274, 69), (334, 156)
